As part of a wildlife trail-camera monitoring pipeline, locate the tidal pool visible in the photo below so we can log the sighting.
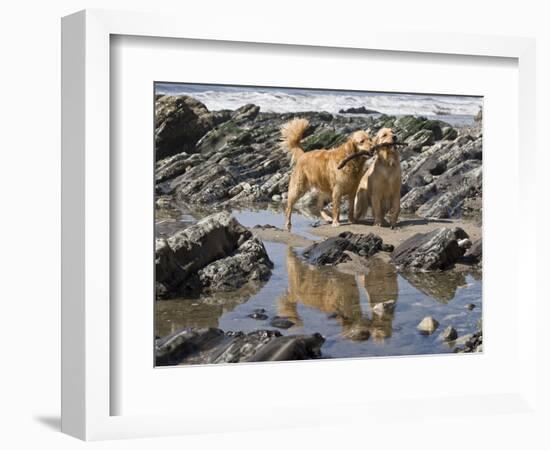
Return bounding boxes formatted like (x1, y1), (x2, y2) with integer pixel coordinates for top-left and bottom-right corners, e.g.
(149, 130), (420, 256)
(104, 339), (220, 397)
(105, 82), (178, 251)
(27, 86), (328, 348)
(155, 208), (482, 360)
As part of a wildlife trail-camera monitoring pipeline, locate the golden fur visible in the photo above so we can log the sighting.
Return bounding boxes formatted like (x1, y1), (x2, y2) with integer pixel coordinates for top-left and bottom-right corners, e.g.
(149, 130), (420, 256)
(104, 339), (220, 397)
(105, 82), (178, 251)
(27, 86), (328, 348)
(354, 128), (402, 227)
(281, 118), (374, 231)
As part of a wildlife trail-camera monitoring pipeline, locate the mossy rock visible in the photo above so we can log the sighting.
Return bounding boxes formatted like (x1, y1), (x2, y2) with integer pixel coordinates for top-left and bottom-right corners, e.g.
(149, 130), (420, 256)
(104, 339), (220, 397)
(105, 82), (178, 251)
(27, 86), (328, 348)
(420, 119), (444, 141)
(302, 130), (347, 151)
(441, 126), (458, 141)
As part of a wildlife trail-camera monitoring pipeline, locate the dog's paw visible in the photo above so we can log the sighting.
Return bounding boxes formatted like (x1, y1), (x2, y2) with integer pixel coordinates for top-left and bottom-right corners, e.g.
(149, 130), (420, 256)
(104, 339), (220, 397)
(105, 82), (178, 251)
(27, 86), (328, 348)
(331, 221), (341, 228)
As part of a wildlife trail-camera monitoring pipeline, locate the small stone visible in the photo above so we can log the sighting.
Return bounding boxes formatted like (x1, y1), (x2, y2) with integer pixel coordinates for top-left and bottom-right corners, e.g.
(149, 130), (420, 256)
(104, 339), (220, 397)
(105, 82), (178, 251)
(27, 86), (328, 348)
(248, 312), (268, 320)
(466, 303), (476, 311)
(440, 325), (458, 342)
(270, 316), (295, 329)
(372, 300), (396, 316)
(272, 194), (282, 202)
(417, 316), (439, 335)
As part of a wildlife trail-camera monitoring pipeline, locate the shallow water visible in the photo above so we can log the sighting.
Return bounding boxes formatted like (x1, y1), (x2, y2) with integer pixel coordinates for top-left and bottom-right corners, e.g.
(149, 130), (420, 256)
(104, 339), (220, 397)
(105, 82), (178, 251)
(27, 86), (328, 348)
(155, 208), (482, 359)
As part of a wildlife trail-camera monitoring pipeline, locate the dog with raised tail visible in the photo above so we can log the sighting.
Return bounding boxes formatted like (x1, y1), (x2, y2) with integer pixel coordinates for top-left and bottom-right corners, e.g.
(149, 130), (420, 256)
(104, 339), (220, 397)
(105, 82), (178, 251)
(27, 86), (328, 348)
(280, 118), (374, 232)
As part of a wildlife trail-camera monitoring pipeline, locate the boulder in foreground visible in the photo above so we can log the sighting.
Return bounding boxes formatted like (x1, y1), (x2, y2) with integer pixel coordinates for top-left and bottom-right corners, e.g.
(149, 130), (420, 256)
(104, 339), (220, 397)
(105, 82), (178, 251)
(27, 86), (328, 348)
(155, 212), (272, 299)
(155, 328), (325, 365)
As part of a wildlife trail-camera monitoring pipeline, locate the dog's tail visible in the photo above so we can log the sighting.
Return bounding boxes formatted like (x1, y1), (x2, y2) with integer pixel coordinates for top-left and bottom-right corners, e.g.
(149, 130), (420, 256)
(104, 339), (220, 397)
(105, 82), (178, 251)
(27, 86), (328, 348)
(280, 118), (309, 164)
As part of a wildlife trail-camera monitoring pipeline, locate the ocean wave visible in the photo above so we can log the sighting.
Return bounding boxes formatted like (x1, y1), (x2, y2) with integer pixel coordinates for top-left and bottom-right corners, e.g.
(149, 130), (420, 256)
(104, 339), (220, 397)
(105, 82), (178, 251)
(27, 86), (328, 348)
(156, 84), (482, 117)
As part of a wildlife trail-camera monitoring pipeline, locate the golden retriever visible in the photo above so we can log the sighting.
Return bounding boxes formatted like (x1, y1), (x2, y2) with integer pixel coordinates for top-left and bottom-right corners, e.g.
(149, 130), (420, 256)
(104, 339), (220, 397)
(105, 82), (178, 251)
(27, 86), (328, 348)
(280, 118), (374, 231)
(339, 127), (401, 228)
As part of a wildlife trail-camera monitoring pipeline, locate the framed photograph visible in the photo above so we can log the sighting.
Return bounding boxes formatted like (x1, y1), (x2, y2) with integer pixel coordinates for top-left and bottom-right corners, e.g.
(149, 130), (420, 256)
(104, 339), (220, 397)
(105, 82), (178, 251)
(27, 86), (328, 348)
(62, 9), (539, 441)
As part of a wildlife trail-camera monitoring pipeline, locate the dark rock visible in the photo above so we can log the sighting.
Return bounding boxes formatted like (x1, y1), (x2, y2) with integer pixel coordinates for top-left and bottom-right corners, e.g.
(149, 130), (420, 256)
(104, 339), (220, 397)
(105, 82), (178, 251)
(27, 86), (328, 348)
(466, 303), (476, 311)
(247, 311), (268, 320)
(231, 104), (260, 122)
(155, 328), (225, 365)
(270, 316), (295, 329)
(155, 95), (230, 160)
(405, 129), (435, 152)
(303, 232), (384, 266)
(198, 237), (273, 292)
(454, 331), (483, 353)
(338, 106), (380, 115)
(462, 238), (482, 264)
(391, 227), (468, 271)
(441, 126), (458, 141)
(301, 128), (346, 151)
(155, 212), (272, 298)
(194, 330), (282, 364)
(155, 238), (192, 299)
(246, 333), (325, 362)
(162, 329), (326, 364)
(440, 325), (458, 342)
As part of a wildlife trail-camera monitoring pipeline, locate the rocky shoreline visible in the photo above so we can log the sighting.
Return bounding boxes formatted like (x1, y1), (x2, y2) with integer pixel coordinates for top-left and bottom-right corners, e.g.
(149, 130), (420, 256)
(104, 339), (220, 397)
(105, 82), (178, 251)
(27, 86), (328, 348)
(154, 94), (483, 366)
(155, 94), (482, 220)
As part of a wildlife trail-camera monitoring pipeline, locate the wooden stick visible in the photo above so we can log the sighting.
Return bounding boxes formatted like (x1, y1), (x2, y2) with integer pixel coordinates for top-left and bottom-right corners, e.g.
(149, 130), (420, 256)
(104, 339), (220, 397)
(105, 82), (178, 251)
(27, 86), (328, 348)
(337, 142), (407, 169)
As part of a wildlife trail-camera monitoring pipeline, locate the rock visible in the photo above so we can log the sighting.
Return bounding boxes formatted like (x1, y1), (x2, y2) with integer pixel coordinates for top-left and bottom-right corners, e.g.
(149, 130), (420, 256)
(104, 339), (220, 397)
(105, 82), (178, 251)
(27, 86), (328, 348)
(466, 303), (476, 311)
(391, 227), (469, 271)
(155, 95), (230, 160)
(246, 333), (325, 362)
(301, 128), (346, 151)
(155, 238), (191, 299)
(372, 300), (396, 316)
(338, 106), (380, 115)
(169, 329), (326, 364)
(462, 238), (482, 264)
(440, 325), (458, 342)
(155, 327), (225, 365)
(405, 129), (435, 152)
(155, 212), (272, 298)
(231, 103), (260, 122)
(270, 316), (295, 329)
(441, 126), (458, 141)
(248, 311), (268, 320)
(453, 333), (474, 346)
(454, 331), (482, 353)
(154, 104), (482, 219)
(198, 237), (273, 292)
(417, 316), (439, 334)
(303, 232), (384, 265)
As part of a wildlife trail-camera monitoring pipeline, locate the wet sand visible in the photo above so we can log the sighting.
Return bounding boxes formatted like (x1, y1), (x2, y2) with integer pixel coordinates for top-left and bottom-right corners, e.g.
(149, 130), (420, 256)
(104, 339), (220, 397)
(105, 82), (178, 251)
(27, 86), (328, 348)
(252, 215), (481, 249)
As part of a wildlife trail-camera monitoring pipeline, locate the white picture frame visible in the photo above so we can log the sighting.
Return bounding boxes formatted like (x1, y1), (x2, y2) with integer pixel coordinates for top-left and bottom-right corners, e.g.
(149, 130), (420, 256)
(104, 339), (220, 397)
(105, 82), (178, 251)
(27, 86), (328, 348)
(61, 9), (539, 441)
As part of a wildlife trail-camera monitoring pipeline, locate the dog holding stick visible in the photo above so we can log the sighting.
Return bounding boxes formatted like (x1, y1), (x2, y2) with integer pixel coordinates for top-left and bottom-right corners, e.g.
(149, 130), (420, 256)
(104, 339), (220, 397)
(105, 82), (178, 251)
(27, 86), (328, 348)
(280, 118), (375, 232)
(338, 128), (402, 228)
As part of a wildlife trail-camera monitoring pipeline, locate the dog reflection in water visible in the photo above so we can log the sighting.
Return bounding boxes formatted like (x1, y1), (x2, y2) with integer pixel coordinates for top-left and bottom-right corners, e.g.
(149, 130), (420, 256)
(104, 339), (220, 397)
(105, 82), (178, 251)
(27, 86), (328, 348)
(277, 249), (398, 341)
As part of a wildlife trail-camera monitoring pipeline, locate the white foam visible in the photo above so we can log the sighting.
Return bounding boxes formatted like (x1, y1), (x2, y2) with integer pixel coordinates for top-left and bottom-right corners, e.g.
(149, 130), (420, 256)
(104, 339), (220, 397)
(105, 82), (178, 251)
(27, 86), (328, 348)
(156, 84), (482, 117)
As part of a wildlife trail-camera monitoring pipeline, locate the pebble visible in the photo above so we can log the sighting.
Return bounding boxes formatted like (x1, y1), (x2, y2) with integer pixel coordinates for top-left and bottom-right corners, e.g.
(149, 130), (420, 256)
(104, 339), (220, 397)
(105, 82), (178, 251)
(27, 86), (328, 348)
(417, 316), (439, 334)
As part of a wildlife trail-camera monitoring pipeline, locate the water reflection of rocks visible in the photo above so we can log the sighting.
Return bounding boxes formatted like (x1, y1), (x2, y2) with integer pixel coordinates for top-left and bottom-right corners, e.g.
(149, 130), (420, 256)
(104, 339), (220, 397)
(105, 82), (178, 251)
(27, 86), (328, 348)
(400, 270), (476, 304)
(277, 248), (399, 342)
